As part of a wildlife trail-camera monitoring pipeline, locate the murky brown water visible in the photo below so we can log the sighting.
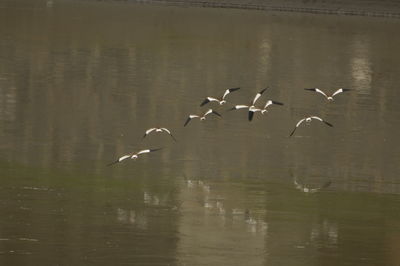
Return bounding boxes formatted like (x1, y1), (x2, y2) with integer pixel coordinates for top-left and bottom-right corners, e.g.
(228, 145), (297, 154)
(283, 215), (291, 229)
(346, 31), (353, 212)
(1, 0), (400, 265)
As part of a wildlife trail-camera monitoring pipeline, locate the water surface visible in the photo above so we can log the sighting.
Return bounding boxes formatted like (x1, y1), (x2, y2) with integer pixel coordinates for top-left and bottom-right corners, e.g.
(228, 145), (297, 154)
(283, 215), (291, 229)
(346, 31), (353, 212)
(1, 1), (400, 265)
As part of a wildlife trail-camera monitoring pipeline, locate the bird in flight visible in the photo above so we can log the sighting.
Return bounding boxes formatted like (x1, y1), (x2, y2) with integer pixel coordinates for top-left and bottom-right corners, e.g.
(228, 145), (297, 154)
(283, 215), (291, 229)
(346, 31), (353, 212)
(229, 88), (267, 121)
(143, 127), (176, 141)
(289, 116), (333, 137)
(241, 100), (284, 121)
(107, 148), (162, 166)
(294, 178), (332, 193)
(200, 87), (240, 106)
(304, 88), (350, 101)
(184, 109), (222, 127)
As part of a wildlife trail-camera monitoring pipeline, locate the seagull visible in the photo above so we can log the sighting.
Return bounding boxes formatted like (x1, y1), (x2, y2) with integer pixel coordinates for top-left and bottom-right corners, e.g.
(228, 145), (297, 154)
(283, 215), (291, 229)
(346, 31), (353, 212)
(107, 148), (162, 166)
(200, 87), (240, 106)
(229, 88), (267, 121)
(289, 116), (333, 137)
(304, 88), (350, 101)
(294, 178), (332, 193)
(184, 109), (222, 127)
(143, 127), (176, 141)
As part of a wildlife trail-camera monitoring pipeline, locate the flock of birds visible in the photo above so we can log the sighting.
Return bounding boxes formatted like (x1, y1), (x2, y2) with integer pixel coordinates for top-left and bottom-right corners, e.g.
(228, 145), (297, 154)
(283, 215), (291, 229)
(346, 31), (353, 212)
(108, 86), (350, 191)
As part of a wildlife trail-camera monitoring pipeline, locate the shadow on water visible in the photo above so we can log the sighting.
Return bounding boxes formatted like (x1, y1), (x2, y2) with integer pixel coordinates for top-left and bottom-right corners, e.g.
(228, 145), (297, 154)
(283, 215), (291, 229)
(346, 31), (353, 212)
(1, 0), (400, 265)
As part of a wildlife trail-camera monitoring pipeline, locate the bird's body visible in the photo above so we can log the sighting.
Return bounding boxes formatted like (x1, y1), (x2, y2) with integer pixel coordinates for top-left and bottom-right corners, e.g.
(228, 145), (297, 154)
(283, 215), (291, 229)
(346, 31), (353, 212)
(289, 116), (333, 136)
(184, 109), (222, 127)
(143, 127), (176, 141)
(304, 88), (350, 101)
(200, 87), (240, 106)
(229, 88), (267, 121)
(107, 148), (162, 166)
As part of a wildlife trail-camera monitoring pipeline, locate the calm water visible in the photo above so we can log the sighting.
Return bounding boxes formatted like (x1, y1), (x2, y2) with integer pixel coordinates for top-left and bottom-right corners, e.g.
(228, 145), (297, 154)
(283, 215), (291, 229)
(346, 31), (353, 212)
(1, 0), (400, 265)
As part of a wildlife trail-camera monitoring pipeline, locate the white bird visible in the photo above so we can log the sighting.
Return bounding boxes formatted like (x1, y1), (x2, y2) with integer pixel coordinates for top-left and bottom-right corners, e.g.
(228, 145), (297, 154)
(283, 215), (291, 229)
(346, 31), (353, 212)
(107, 148), (162, 166)
(304, 88), (350, 101)
(200, 87), (240, 106)
(229, 88), (267, 121)
(289, 116), (333, 137)
(143, 127), (176, 141)
(184, 109), (222, 127)
(294, 178), (332, 193)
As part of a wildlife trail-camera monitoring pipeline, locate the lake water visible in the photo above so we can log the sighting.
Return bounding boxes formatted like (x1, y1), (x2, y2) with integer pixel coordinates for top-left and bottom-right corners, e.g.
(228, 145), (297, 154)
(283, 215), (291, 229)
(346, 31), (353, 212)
(1, 0), (400, 265)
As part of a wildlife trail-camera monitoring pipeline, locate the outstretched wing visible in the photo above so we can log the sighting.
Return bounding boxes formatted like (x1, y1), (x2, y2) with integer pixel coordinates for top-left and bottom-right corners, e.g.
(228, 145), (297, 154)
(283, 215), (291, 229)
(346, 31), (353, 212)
(230, 105), (249, 110)
(264, 100), (284, 109)
(184, 116), (193, 127)
(161, 128), (177, 141)
(200, 97), (219, 106)
(289, 126), (298, 137)
(222, 87), (240, 100)
(204, 109), (221, 117)
(252, 88), (267, 105)
(143, 128), (157, 138)
(310, 116), (323, 122)
(296, 118), (306, 128)
(211, 110), (222, 117)
(322, 120), (333, 127)
(290, 118), (306, 137)
(311, 116), (333, 127)
(305, 88), (328, 99)
(332, 88), (350, 97)
(203, 109), (213, 117)
(137, 148), (162, 155)
(107, 154), (131, 166)
(160, 127), (171, 134)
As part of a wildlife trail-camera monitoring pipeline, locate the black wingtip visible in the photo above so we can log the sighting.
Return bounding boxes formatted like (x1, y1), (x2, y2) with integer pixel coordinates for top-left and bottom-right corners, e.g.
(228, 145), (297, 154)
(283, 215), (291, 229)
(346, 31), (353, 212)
(212, 110), (222, 117)
(150, 148), (163, 152)
(170, 134), (177, 142)
(259, 88), (267, 94)
(324, 121), (334, 127)
(142, 134), (147, 139)
(342, 88), (351, 92)
(107, 160), (119, 166)
(289, 127), (297, 137)
(184, 117), (191, 127)
(272, 100), (284, 105)
(227, 107), (236, 112)
(200, 98), (209, 107)
(304, 88), (316, 91)
(230, 87), (240, 92)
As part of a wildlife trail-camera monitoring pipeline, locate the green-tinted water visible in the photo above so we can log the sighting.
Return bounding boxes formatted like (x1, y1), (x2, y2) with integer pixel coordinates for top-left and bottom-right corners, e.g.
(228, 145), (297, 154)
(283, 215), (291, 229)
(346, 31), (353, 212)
(1, 1), (400, 265)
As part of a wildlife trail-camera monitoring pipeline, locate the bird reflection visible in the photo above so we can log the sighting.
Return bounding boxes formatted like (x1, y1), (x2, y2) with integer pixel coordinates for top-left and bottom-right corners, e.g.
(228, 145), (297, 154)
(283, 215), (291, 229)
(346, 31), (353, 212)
(116, 208), (141, 226)
(310, 219), (338, 245)
(294, 177), (332, 193)
(183, 178), (268, 235)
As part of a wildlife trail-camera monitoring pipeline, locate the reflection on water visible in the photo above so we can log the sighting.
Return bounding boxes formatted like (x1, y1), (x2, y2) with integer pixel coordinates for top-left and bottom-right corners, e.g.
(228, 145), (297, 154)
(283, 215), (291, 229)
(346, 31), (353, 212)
(351, 34), (372, 94)
(178, 178), (267, 266)
(1, 0), (400, 265)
